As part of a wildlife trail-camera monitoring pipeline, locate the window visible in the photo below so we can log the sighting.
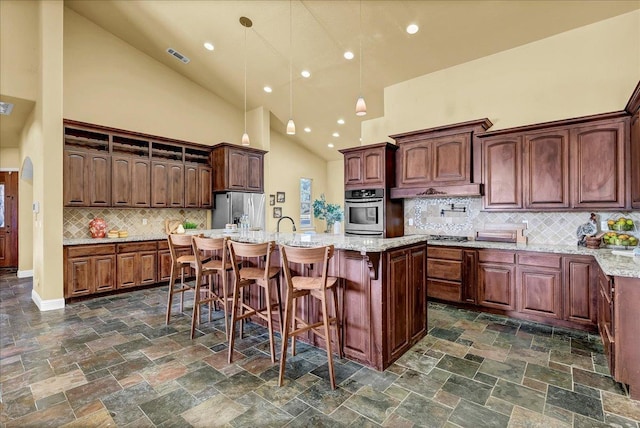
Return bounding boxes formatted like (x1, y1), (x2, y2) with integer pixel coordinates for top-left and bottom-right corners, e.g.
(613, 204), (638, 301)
(300, 178), (312, 229)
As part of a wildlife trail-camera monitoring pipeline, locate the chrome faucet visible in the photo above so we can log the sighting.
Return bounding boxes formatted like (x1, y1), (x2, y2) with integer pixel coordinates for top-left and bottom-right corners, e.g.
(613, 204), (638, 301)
(276, 216), (297, 233)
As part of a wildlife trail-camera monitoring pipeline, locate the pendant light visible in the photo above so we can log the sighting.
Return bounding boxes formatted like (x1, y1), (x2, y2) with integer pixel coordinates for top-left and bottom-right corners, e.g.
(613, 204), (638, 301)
(355, 0), (367, 116)
(286, 0), (296, 135)
(240, 16), (252, 146)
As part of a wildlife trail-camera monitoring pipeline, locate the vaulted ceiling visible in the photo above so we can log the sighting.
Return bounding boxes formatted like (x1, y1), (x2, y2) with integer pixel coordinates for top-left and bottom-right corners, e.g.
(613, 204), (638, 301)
(3, 1), (639, 159)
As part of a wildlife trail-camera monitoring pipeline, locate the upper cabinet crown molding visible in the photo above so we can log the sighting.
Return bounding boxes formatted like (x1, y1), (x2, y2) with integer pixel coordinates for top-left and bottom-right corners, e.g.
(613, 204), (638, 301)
(625, 80), (640, 115)
(389, 118), (492, 199)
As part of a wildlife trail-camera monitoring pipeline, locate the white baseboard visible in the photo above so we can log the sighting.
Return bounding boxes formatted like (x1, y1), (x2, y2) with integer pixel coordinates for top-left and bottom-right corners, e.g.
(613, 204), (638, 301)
(31, 289), (65, 311)
(17, 269), (34, 278)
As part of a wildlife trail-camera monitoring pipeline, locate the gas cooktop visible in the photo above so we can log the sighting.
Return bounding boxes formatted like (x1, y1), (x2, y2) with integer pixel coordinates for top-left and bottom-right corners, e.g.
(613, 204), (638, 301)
(429, 235), (470, 242)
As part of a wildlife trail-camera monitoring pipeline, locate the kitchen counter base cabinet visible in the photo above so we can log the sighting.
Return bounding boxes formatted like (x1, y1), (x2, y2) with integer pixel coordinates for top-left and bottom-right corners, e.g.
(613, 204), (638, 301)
(428, 246), (599, 332)
(65, 244), (116, 298)
(597, 269), (640, 400)
(116, 242), (157, 289)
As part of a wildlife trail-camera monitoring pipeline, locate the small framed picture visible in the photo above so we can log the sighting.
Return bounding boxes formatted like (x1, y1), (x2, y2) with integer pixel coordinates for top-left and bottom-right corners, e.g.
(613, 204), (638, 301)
(276, 192), (285, 203)
(273, 207), (282, 218)
(269, 194), (276, 206)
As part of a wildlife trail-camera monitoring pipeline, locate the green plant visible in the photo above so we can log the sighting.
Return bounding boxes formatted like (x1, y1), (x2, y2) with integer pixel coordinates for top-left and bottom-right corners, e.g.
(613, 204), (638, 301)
(183, 221), (198, 229)
(312, 194), (343, 225)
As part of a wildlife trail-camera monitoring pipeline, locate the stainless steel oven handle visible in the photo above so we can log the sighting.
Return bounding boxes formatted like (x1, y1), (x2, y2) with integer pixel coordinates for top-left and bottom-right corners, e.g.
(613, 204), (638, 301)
(345, 199), (383, 204)
(345, 231), (384, 237)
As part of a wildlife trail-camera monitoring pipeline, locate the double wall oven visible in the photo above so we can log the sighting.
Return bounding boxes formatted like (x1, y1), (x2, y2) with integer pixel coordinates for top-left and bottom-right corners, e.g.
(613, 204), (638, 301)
(344, 189), (385, 237)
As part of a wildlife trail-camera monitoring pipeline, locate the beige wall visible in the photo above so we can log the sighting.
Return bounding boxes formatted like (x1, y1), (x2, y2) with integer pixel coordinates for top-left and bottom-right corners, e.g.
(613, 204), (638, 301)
(0, 0), (39, 101)
(266, 130), (328, 233)
(63, 8), (243, 146)
(325, 160), (344, 205)
(363, 10), (640, 142)
(0, 148), (20, 168)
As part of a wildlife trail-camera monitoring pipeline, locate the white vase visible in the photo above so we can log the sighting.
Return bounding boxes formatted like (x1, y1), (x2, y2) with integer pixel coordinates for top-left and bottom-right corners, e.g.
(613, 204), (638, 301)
(333, 221), (341, 235)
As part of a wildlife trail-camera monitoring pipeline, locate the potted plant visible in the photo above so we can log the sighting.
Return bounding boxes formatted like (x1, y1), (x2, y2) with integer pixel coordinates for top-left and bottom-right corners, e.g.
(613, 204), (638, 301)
(312, 194), (344, 233)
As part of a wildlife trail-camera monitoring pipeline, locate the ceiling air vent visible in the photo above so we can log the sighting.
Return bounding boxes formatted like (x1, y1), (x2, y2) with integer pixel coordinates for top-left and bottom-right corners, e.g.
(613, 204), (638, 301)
(0, 102), (14, 116)
(166, 48), (190, 64)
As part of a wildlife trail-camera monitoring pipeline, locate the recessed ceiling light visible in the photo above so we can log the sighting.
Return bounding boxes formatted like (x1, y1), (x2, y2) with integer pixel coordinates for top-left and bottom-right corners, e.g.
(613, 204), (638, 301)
(304, 127), (311, 133)
(328, 143), (334, 148)
(344, 51), (354, 60)
(301, 70), (311, 78)
(406, 24), (419, 35)
(203, 42), (215, 51)
(337, 119), (345, 125)
(263, 86), (272, 93)
(332, 132), (339, 137)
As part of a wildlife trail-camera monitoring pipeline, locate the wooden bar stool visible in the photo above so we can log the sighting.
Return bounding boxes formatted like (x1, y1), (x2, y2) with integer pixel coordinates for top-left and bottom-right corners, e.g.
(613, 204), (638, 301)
(227, 240), (282, 364)
(166, 233), (196, 325)
(190, 236), (235, 340)
(278, 244), (343, 389)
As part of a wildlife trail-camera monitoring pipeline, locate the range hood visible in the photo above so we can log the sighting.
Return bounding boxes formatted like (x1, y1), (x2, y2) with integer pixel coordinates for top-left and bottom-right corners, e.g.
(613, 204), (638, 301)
(389, 119), (492, 199)
(390, 184), (483, 199)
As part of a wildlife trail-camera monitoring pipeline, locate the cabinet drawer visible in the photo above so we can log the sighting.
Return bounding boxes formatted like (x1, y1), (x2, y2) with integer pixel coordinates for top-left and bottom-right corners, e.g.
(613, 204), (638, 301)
(117, 241), (158, 253)
(427, 259), (462, 281)
(157, 240), (169, 250)
(517, 253), (561, 269)
(427, 247), (462, 261)
(427, 279), (462, 302)
(478, 250), (515, 264)
(67, 244), (116, 258)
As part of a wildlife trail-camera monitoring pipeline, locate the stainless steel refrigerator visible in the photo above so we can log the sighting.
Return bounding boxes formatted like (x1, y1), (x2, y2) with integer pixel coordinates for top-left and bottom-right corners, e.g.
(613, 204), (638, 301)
(212, 192), (266, 230)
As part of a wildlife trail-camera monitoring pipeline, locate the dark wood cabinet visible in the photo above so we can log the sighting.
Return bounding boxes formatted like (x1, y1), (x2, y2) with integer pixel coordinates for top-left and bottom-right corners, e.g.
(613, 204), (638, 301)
(563, 256), (596, 326)
(571, 118), (627, 209)
(339, 142), (397, 190)
(211, 143), (266, 193)
(480, 114), (630, 211)
(482, 136), (523, 210)
(63, 149), (111, 207)
(116, 242), (157, 289)
(198, 166), (212, 207)
(184, 164), (212, 208)
(627, 83), (640, 210)
(597, 266), (615, 379)
(111, 156), (150, 207)
(516, 253), (562, 320)
(151, 161), (183, 207)
(427, 246), (463, 303)
(477, 250), (516, 311)
(385, 245), (427, 363)
(64, 244), (116, 298)
(390, 119), (490, 198)
(64, 120), (213, 209)
(462, 250), (477, 304)
(523, 129), (570, 209)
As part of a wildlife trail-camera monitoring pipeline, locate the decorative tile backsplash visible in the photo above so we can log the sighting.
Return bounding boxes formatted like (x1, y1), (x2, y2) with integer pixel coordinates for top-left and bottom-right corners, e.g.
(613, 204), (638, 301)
(404, 197), (640, 245)
(64, 208), (208, 239)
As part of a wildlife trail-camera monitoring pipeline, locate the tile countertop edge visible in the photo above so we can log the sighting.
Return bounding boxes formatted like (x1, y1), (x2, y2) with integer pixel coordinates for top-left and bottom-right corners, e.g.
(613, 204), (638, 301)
(427, 240), (640, 279)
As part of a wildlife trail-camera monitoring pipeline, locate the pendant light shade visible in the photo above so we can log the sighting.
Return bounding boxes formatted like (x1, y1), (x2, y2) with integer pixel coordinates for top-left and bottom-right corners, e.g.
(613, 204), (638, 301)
(286, 119), (296, 135)
(240, 16), (252, 146)
(287, 0), (296, 135)
(355, 96), (367, 116)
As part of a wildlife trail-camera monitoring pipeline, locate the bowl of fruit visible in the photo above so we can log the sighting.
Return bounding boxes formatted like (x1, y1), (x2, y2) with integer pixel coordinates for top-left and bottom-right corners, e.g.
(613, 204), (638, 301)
(602, 231), (638, 248)
(607, 217), (635, 232)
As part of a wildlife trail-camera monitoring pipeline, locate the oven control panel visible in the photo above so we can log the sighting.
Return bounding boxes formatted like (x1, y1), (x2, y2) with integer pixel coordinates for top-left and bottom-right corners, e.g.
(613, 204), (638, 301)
(345, 189), (384, 199)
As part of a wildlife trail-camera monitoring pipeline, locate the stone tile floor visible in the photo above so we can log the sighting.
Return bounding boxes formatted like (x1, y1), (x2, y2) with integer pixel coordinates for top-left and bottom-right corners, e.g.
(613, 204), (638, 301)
(1, 269), (639, 427)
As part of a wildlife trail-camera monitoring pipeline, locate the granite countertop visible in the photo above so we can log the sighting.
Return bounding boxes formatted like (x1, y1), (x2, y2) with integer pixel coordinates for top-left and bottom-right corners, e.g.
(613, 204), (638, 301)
(63, 230), (430, 253)
(428, 239), (640, 279)
(62, 232), (639, 278)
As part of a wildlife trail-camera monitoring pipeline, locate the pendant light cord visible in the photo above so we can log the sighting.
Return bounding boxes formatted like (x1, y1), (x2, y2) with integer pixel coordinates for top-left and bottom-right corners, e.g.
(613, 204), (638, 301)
(244, 25), (248, 134)
(359, 0), (362, 95)
(289, 0), (293, 119)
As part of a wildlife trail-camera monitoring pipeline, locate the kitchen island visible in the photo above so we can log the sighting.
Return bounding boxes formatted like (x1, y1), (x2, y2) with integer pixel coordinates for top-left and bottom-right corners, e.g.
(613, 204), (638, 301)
(64, 231), (429, 371)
